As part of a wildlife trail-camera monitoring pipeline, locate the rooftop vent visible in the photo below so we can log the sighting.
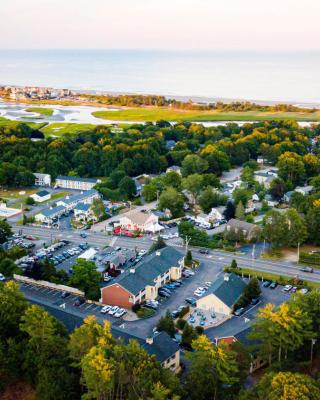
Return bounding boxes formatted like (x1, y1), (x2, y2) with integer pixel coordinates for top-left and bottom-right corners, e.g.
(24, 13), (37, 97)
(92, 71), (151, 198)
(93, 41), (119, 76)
(224, 273), (230, 282)
(129, 268), (135, 274)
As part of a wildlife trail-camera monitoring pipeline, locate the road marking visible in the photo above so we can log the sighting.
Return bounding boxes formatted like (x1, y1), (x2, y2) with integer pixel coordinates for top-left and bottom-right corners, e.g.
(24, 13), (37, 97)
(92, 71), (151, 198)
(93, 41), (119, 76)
(85, 304), (95, 310)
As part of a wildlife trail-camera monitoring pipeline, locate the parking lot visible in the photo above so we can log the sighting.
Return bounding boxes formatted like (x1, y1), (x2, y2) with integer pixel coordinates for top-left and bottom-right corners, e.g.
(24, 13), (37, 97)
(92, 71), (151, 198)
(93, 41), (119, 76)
(19, 282), (125, 325)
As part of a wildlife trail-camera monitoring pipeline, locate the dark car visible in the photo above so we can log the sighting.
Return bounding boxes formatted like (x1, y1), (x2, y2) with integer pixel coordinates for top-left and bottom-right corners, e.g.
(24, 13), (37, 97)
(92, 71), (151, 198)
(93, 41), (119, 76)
(61, 291), (70, 299)
(250, 298), (260, 305)
(185, 297), (197, 306)
(73, 297), (85, 307)
(263, 281), (271, 287)
(270, 282), (278, 289)
(234, 307), (245, 316)
(199, 249), (209, 254)
(158, 291), (170, 298)
(171, 310), (181, 319)
(300, 266), (314, 273)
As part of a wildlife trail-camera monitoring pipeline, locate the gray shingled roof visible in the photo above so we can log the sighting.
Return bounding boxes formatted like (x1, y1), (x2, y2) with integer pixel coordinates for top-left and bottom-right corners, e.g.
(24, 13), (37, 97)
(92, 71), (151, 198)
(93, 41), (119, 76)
(35, 190), (50, 197)
(59, 189), (98, 205)
(40, 205), (65, 217)
(207, 273), (246, 307)
(56, 175), (98, 183)
(114, 246), (183, 295)
(75, 202), (91, 212)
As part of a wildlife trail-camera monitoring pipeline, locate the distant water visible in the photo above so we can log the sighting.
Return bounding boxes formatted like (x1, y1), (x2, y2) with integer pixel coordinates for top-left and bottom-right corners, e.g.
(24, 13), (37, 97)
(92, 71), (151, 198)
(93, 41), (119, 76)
(1, 49), (320, 104)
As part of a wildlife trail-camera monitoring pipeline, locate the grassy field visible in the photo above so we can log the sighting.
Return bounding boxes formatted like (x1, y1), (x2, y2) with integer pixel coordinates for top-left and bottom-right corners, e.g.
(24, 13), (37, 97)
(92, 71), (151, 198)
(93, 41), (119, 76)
(0, 188), (38, 199)
(0, 116), (47, 130)
(93, 107), (320, 122)
(26, 107), (54, 117)
(40, 122), (98, 136)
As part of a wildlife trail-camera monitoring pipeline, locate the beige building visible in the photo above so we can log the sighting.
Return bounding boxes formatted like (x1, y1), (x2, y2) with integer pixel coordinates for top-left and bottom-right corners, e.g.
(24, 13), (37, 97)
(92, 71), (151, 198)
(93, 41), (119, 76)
(196, 273), (246, 316)
(117, 210), (163, 233)
(225, 219), (262, 242)
(55, 175), (101, 191)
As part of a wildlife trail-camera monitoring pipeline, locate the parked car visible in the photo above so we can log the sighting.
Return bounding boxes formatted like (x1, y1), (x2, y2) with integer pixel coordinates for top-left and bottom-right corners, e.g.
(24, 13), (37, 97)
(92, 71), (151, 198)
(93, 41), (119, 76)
(291, 286), (297, 293)
(300, 266), (314, 273)
(283, 285), (293, 292)
(61, 291), (70, 299)
(80, 233), (87, 238)
(108, 306), (119, 315)
(263, 281), (271, 287)
(171, 310), (181, 319)
(101, 305), (111, 314)
(234, 307), (245, 316)
(300, 288), (309, 294)
(250, 298), (260, 305)
(269, 282), (278, 289)
(158, 290), (170, 298)
(199, 249), (209, 254)
(115, 308), (126, 318)
(74, 297), (85, 307)
(185, 297), (197, 306)
(0, 273), (5, 281)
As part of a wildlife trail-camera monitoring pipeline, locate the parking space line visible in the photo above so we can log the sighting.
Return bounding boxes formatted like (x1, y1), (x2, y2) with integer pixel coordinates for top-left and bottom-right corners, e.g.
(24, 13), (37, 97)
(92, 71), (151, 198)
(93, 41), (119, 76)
(52, 291), (61, 296)
(85, 304), (95, 310)
(78, 302), (87, 308)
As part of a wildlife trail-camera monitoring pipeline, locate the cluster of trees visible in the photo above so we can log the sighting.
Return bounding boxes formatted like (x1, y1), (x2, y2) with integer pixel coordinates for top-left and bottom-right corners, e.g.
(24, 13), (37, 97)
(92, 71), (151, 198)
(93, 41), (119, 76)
(0, 282), (181, 400)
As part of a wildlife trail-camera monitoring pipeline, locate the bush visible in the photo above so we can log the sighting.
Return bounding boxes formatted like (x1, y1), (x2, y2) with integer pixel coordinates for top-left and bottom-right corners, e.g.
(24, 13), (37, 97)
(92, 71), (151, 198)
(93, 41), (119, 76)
(179, 306), (190, 318)
(299, 252), (320, 266)
(132, 303), (141, 313)
(195, 326), (204, 335)
(25, 196), (35, 205)
(176, 318), (187, 330)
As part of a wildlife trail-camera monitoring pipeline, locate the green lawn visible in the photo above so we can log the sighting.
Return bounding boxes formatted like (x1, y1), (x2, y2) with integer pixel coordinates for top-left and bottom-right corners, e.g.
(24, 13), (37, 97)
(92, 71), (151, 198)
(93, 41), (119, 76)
(40, 122), (98, 137)
(0, 117), (46, 130)
(26, 107), (54, 117)
(92, 107), (320, 122)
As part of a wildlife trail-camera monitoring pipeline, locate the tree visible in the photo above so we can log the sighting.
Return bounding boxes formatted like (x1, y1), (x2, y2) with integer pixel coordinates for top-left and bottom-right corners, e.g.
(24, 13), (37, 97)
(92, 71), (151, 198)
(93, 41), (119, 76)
(142, 182), (158, 202)
(249, 371), (320, 400)
(277, 151), (305, 186)
(269, 178), (286, 201)
(243, 277), (261, 300)
(241, 166), (255, 188)
(182, 174), (204, 203)
(262, 210), (288, 248)
(162, 171), (182, 190)
(181, 155), (208, 177)
(68, 259), (101, 300)
(223, 200), (235, 221)
(148, 236), (166, 254)
(157, 310), (175, 337)
(118, 176), (137, 199)
(178, 221), (209, 247)
(235, 201), (245, 220)
(306, 204), (320, 245)
(25, 196), (35, 205)
(181, 323), (198, 348)
(186, 335), (239, 400)
(230, 259), (238, 269)
(0, 257), (19, 277)
(285, 208), (307, 247)
(198, 187), (227, 213)
(0, 219), (12, 244)
(185, 250), (192, 267)
(303, 153), (320, 177)
(159, 187), (184, 218)
(233, 188), (251, 207)
(91, 197), (106, 220)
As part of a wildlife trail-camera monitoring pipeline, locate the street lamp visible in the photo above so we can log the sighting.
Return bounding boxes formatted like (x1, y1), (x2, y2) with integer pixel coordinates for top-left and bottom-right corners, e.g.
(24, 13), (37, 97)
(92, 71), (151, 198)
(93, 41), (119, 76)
(310, 338), (316, 372)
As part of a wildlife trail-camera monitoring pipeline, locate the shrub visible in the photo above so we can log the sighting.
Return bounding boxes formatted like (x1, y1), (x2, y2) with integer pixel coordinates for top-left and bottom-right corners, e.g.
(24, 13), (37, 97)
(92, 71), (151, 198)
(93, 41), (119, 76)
(176, 318), (187, 330)
(179, 306), (190, 318)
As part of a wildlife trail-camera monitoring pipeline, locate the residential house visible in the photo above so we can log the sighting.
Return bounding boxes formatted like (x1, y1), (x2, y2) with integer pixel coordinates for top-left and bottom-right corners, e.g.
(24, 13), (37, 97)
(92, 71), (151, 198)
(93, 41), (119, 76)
(33, 173), (51, 187)
(209, 207), (223, 221)
(117, 210), (163, 233)
(254, 168), (278, 189)
(295, 185), (313, 196)
(55, 175), (101, 191)
(225, 219), (262, 241)
(35, 205), (66, 224)
(100, 247), (184, 308)
(57, 190), (100, 211)
(30, 190), (51, 203)
(264, 194), (279, 207)
(196, 273), (246, 316)
(73, 203), (93, 221)
(166, 165), (181, 175)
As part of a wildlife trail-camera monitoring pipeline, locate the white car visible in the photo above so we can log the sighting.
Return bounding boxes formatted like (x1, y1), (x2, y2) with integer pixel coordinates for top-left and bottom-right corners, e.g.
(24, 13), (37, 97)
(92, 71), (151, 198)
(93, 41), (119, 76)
(185, 269), (195, 276)
(0, 273), (5, 281)
(114, 308), (126, 318)
(108, 306), (119, 315)
(194, 289), (205, 297)
(100, 305), (111, 314)
(283, 285), (293, 292)
(300, 288), (309, 294)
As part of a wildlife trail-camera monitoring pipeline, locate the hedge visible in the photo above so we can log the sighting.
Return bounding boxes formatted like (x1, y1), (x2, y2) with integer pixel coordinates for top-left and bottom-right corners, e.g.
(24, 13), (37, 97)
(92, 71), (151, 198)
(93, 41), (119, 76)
(299, 252), (320, 266)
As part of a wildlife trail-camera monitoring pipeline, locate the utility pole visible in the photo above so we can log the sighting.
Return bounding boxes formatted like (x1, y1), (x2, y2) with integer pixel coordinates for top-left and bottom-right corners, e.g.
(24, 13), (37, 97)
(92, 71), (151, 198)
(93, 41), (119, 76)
(297, 241), (300, 262)
(310, 338), (316, 372)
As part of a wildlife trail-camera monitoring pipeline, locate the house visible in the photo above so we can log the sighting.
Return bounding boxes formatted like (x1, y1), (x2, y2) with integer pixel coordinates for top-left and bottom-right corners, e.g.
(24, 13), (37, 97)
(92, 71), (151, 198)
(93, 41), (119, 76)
(55, 175), (101, 191)
(295, 185), (313, 196)
(254, 168), (278, 189)
(57, 190), (100, 211)
(209, 207), (223, 221)
(35, 205), (66, 224)
(34, 173), (51, 187)
(30, 190), (51, 203)
(73, 203), (93, 221)
(264, 194), (278, 207)
(196, 273), (246, 316)
(117, 210), (163, 233)
(165, 140), (177, 151)
(225, 219), (262, 241)
(112, 328), (180, 373)
(100, 247), (184, 308)
(194, 213), (211, 226)
(166, 165), (181, 175)
(252, 194), (259, 202)
(284, 191), (294, 203)
(101, 248), (136, 272)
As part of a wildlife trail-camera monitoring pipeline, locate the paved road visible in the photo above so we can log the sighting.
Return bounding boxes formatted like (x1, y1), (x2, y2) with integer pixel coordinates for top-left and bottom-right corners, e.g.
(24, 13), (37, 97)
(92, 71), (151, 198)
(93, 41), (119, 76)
(11, 224), (320, 283)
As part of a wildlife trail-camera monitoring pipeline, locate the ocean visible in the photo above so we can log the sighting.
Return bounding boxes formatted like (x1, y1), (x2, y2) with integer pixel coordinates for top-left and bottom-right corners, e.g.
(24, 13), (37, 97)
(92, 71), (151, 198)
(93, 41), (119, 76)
(0, 49), (320, 104)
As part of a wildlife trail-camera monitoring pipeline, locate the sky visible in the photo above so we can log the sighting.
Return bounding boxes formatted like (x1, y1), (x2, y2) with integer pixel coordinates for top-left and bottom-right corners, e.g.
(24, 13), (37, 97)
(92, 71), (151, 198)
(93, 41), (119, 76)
(0, 0), (319, 50)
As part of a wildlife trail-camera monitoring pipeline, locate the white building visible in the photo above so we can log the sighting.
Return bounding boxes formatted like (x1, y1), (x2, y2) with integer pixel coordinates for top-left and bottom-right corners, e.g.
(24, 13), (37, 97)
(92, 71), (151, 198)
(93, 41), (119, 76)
(56, 190), (100, 211)
(208, 208), (223, 221)
(55, 175), (101, 191)
(78, 248), (97, 261)
(166, 166), (181, 175)
(73, 203), (93, 220)
(34, 173), (51, 187)
(295, 185), (313, 196)
(117, 210), (162, 233)
(30, 190), (51, 203)
(35, 205), (66, 224)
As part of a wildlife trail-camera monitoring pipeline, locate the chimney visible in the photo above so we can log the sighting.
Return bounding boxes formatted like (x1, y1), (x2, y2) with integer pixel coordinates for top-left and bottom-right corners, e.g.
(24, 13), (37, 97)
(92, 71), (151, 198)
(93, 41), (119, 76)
(224, 273), (230, 282)
(156, 251), (161, 256)
(146, 337), (154, 345)
(130, 268), (135, 274)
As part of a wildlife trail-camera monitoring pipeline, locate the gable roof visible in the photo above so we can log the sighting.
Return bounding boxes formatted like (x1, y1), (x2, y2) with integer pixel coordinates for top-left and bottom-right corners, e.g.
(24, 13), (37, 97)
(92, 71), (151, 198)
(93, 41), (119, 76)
(226, 219), (261, 233)
(35, 190), (50, 197)
(111, 246), (182, 295)
(58, 189), (98, 205)
(40, 205), (65, 218)
(75, 202), (91, 212)
(56, 175), (98, 183)
(121, 210), (156, 225)
(206, 273), (246, 308)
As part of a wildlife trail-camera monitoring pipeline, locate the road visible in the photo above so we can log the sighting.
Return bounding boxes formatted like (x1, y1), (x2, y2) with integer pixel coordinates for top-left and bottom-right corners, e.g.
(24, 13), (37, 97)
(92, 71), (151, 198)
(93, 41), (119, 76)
(11, 223), (320, 285)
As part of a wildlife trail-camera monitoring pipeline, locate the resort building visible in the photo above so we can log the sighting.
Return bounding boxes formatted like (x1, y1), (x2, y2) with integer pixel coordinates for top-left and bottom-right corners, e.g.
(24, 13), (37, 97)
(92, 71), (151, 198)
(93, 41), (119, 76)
(55, 175), (101, 191)
(34, 173), (51, 187)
